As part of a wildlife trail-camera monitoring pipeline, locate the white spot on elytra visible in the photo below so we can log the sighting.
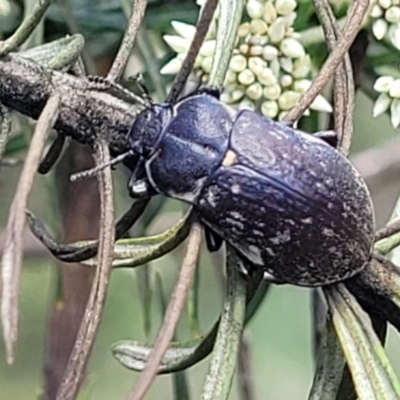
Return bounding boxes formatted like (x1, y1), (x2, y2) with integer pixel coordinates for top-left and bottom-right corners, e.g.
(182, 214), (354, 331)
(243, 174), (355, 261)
(205, 187), (218, 207)
(301, 217), (313, 224)
(222, 150), (237, 166)
(229, 211), (246, 221)
(226, 218), (244, 230)
(269, 229), (291, 245)
(231, 184), (241, 194)
(323, 228), (334, 237)
(266, 247), (275, 256)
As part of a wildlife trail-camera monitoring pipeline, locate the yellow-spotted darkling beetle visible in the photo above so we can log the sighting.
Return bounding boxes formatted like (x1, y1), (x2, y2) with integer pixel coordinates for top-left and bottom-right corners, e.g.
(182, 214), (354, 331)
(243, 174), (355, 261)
(126, 87), (375, 287)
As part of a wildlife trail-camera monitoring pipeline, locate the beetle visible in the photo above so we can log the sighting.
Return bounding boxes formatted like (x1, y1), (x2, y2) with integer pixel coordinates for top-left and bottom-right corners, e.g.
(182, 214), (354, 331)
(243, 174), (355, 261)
(126, 87), (375, 287)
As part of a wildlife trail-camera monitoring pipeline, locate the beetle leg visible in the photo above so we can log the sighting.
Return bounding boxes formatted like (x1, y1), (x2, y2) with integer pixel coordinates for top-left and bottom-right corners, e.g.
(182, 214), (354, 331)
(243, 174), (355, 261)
(313, 130), (338, 148)
(204, 227), (224, 252)
(128, 156), (155, 198)
(38, 134), (67, 174)
(129, 177), (157, 198)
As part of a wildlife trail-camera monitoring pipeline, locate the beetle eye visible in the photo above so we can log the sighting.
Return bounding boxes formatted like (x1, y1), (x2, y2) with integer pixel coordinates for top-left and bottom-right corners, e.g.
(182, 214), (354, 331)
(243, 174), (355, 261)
(129, 104), (172, 158)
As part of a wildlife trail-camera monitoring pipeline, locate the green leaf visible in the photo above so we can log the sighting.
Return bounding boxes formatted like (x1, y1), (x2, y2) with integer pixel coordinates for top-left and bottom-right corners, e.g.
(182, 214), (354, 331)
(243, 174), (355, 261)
(200, 250), (247, 400)
(209, 0), (243, 87)
(81, 211), (193, 268)
(325, 285), (400, 400)
(111, 267), (268, 374)
(3, 132), (28, 156)
(308, 317), (345, 400)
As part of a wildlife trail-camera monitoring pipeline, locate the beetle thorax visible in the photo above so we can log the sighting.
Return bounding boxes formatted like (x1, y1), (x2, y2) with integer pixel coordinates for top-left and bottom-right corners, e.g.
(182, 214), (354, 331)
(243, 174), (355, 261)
(128, 104), (173, 158)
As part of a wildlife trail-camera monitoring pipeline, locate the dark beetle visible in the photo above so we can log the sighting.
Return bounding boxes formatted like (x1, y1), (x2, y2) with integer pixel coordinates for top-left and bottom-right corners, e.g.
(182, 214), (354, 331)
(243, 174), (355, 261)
(126, 88), (375, 287)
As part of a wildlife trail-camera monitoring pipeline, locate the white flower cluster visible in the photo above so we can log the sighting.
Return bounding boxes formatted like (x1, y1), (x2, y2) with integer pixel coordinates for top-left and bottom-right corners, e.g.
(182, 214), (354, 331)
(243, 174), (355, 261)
(373, 76), (400, 128)
(161, 0), (332, 120)
(370, 0), (400, 50)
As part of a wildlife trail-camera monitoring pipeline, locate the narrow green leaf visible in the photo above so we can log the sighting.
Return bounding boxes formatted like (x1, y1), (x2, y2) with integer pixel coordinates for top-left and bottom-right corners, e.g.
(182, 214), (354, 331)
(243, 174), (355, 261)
(308, 317), (345, 400)
(80, 212), (193, 268)
(325, 285), (400, 400)
(208, 0), (243, 87)
(200, 249), (247, 400)
(0, 0), (51, 55)
(112, 269), (268, 374)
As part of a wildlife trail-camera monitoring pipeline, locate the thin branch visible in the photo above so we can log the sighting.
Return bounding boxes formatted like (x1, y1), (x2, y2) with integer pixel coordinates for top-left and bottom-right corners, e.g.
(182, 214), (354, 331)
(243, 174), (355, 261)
(312, 0), (355, 155)
(0, 55), (138, 154)
(0, 0), (51, 55)
(1, 93), (61, 364)
(108, 0), (148, 82)
(284, 0), (369, 123)
(166, 0), (219, 103)
(375, 220), (400, 243)
(55, 0), (97, 75)
(56, 139), (115, 400)
(126, 222), (202, 400)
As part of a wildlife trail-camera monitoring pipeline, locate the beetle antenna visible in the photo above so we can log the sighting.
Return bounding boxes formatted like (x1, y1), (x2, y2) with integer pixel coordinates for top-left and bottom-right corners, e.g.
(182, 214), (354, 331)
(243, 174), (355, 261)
(127, 74), (153, 107)
(70, 151), (134, 182)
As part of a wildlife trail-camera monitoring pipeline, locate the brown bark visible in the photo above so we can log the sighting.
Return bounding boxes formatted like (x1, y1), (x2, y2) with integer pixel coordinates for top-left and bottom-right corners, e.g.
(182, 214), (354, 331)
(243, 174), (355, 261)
(44, 142), (99, 400)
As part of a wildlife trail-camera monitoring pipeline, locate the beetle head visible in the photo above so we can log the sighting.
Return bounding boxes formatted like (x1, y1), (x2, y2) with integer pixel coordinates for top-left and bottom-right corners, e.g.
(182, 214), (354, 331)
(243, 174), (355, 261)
(128, 103), (173, 158)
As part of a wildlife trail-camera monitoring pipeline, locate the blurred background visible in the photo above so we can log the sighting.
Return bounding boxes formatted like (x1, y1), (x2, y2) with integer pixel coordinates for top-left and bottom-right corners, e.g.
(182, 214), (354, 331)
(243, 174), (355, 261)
(1, 0), (400, 399)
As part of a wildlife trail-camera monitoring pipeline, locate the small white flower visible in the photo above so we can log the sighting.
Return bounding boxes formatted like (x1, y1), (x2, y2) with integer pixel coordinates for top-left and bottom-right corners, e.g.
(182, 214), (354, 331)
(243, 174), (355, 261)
(372, 19), (388, 40)
(160, 57), (183, 75)
(292, 56), (311, 78)
(310, 95), (333, 113)
(248, 57), (267, 75)
(268, 17), (286, 43)
(373, 93), (392, 117)
(170, 21), (196, 40)
(379, 0), (392, 9)
(257, 68), (278, 86)
(263, 83), (282, 100)
(293, 79), (312, 93)
(200, 40), (217, 57)
(246, 82), (263, 100)
(230, 54), (248, 72)
(163, 35), (191, 53)
(389, 79), (400, 97)
(247, 0), (265, 19)
(250, 19), (268, 35)
(374, 75), (395, 92)
(162, 0), (331, 120)
(263, 2), (277, 24)
(201, 56), (213, 73)
(261, 100), (279, 118)
(275, 0), (297, 15)
(280, 37), (306, 58)
(370, 0), (400, 48)
(280, 57), (293, 73)
(239, 98), (256, 110)
(280, 74), (293, 87)
(390, 99), (400, 127)
(238, 69), (256, 85)
(278, 91), (301, 110)
(388, 23), (400, 49)
(262, 45), (279, 60)
(385, 6), (400, 23)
